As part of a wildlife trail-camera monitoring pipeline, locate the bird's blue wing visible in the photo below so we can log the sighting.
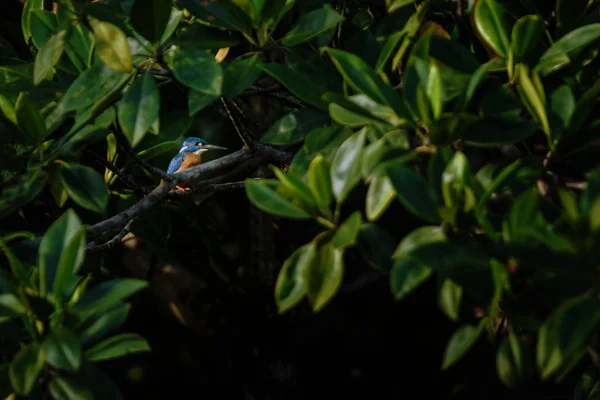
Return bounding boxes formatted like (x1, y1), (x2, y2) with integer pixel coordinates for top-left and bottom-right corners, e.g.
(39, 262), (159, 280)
(167, 153), (185, 174)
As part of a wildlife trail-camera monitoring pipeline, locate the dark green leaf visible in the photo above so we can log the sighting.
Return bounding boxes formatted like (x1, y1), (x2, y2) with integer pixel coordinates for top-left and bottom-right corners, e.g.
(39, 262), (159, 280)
(72, 279), (148, 317)
(511, 15), (545, 64)
(536, 24), (600, 75)
(84, 333), (150, 362)
(81, 303), (131, 347)
(330, 127), (366, 203)
(0, 294), (26, 317)
(261, 63), (327, 109)
(274, 242), (316, 314)
(473, 0), (514, 57)
(9, 341), (45, 395)
(366, 175), (395, 221)
(42, 326), (82, 372)
(245, 179), (312, 219)
(222, 54), (262, 97)
(304, 243), (344, 312)
(15, 92), (45, 144)
(357, 223), (396, 270)
(30, 9), (57, 49)
(497, 331), (534, 388)
(173, 23), (240, 50)
(332, 211), (362, 248)
(61, 64), (130, 111)
(386, 163), (440, 223)
(49, 375), (94, 400)
(308, 154), (333, 211)
(177, 0), (253, 34)
(261, 109), (330, 145)
(21, 0), (44, 44)
(117, 71), (160, 147)
(188, 90), (218, 116)
(58, 163), (109, 213)
(441, 321), (485, 370)
(167, 48), (223, 95)
(461, 116), (538, 147)
(556, 0), (589, 37)
(390, 257), (433, 300)
(90, 20), (133, 73)
(39, 209), (85, 299)
(130, 0), (172, 43)
(280, 4), (343, 47)
(272, 166), (317, 212)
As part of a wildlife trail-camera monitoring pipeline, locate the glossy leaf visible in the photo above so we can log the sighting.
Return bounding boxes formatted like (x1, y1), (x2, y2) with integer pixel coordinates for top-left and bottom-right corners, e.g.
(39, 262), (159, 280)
(90, 20), (133, 73)
(441, 321), (485, 370)
(39, 209), (85, 299)
(517, 65), (551, 136)
(72, 279), (148, 317)
(473, 0), (514, 57)
(308, 154), (333, 211)
(9, 342), (45, 395)
(58, 163), (109, 213)
(130, 0), (172, 43)
(21, 0), (44, 44)
(245, 179), (312, 219)
(438, 279), (463, 322)
(274, 242), (316, 314)
(261, 109), (330, 145)
(272, 166), (317, 211)
(42, 326), (82, 372)
(118, 71), (160, 147)
(390, 257), (433, 300)
(497, 331), (534, 388)
(81, 303), (131, 347)
(332, 211), (362, 248)
(33, 29), (67, 86)
(330, 127), (367, 203)
(261, 63), (327, 109)
(366, 175), (396, 221)
(536, 24), (600, 75)
(168, 48), (223, 95)
(280, 4), (343, 47)
(84, 333), (150, 362)
(304, 243), (344, 312)
(49, 376), (94, 400)
(15, 92), (45, 144)
(222, 54), (262, 97)
(511, 15), (545, 64)
(386, 163), (440, 223)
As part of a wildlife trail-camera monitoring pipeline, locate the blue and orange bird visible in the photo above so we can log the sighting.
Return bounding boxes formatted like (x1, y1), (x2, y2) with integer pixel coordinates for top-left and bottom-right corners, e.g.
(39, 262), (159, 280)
(167, 137), (227, 193)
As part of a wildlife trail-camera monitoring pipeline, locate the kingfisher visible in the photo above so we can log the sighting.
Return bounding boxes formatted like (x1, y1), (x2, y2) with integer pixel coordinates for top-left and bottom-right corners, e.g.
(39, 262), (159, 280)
(167, 137), (227, 193)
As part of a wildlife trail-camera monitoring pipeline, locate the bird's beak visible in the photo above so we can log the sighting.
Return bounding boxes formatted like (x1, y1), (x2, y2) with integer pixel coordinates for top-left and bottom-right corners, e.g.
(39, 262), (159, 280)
(203, 144), (228, 151)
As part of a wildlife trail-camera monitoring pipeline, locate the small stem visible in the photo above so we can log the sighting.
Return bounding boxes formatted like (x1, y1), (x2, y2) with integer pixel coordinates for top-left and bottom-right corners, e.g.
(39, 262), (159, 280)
(317, 216), (337, 230)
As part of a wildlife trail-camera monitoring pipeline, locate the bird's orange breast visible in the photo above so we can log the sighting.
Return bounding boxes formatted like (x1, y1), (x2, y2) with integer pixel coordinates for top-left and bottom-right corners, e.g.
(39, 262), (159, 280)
(175, 153), (202, 174)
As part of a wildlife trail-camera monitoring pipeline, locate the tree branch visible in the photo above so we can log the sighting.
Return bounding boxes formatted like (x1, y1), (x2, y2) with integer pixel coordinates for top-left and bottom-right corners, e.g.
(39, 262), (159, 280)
(86, 218), (137, 253)
(86, 145), (291, 240)
(220, 98), (255, 149)
(117, 141), (174, 182)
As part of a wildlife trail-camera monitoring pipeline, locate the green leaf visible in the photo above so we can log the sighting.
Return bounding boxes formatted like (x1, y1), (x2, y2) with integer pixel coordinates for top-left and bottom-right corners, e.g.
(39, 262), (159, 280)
(511, 15), (545, 64)
(386, 163), (440, 223)
(21, 0), (44, 44)
(0, 294), (26, 317)
(556, 0), (589, 37)
(173, 23), (240, 50)
(160, 8), (183, 44)
(375, 31), (405, 73)
(325, 48), (413, 124)
(332, 211), (362, 248)
(90, 20), (133, 73)
(536, 24), (600, 75)
(473, 0), (514, 57)
(15, 92), (45, 144)
(461, 116), (538, 147)
(330, 127), (367, 203)
(188, 90), (218, 116)
(33, 29), (67, 86)
(261, 109), (330, 145)
(274, 242), (316, 314)
(537, 292), (600, 380)
(304, 243), (344, 312)
(358, 223), (396, 270)
(245, 179), (312, 219)
(167, 48), (223, 95)
(117, 71), (160, 147)
(49, 375), (94, 400)
(386, 0), (417, 13)
(393, 225), (447, 258)
(58, 163), (109, 213)
(72, 279), (148, 317)
(81, 303), (131, 347)
(308, 154), (333, 212)
(497, 331), (534, 388)
(438, 279), (463, 322)
(84, 333), (150, 362)
(441, 151), (479, 213)
(441, 322), (485, 370)
(178, 0), (253, 35)
(272, 166), (317, 212)
(9, 341), (45, 395)
(30, 10), (57, 49)
(517, 65), (551, 137)
(261, 63), (327, 109)
(130, 0), (172, 43)
(549, 84), (575, 134)
(390, 257), (433, 300)
(42, 326), (82, 372)
(366, 175), (396, 221)
(222, 54), (262, 97)
(280, 4), (343, 47)
(39, 209), (85, 299)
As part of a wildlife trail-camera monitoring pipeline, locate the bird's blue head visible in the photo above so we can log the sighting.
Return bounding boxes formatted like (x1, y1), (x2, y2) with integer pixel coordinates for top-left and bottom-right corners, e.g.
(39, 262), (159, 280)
(178, 136), (227, 155)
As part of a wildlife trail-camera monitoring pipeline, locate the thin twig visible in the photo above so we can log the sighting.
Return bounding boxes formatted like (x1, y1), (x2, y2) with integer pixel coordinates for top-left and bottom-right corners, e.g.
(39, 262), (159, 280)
(86, 218), (137, 253)
(117, 142), (173, 182)
(85, 151), (149, 195)
(220, 98), (255, 149)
